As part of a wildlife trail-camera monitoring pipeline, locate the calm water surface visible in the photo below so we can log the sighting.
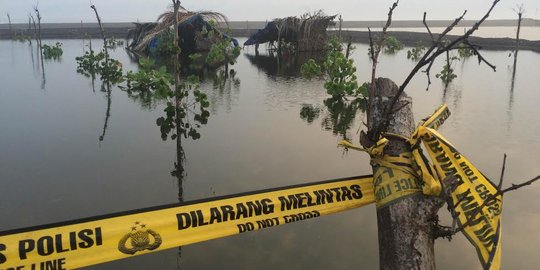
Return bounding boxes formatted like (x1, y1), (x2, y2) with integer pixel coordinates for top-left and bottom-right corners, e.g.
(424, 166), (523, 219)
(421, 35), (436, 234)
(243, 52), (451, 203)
(1, 38), (539, 269)
(340, 26), (540, 40)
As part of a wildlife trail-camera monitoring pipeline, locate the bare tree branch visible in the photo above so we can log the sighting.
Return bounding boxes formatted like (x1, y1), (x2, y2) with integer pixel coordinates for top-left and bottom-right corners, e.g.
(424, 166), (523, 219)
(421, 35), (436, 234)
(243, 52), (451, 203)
(500, 175), (540, 193)
(367, 0), (399, 130)
(439, 174), (540, 238)
(368, 0), (400, 85)
(423, 58), (436, 91)
(463, 40), (497, 71)
(368, 0), (501, 142)
(498, 153), (507, 189)
(422, 12), (434, 43)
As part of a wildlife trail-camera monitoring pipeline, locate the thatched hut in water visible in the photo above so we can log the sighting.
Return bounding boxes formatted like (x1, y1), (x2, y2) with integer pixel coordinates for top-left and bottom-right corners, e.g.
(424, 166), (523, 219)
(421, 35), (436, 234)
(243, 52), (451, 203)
(127, 6), (238, 56)
(244, 11), (336, 52)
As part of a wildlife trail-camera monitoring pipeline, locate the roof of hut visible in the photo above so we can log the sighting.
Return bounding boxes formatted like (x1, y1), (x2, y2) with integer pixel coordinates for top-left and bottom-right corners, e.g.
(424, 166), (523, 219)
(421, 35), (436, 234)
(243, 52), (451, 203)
(244, 11), (336, 47)
(133, 5), (228, 52)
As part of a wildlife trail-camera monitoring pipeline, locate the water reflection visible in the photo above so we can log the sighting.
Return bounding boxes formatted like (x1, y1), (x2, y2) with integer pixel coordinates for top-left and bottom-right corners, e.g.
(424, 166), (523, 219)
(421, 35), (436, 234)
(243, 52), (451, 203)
(29, 42), (36, 73)
(172, 112), (185, 269)
(441, 82), (462, 111)
(300, 96), (367, 140)
(509, 51), (518, 111)
(506, 52), (518, 132)
(39, 46), (46, 90)
(245, 51), (322, 77)
(4, 39), (540, 269)
(206, 68), (241, 113)
(99, 83), (112, 142)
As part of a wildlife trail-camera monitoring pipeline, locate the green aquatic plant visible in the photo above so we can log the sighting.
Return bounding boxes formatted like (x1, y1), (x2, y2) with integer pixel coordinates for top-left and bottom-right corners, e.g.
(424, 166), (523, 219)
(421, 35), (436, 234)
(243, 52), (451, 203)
(76, 49), (105, 75)
(14, 32), (31, 43)
(123, 58), (173, 95)
(407, 42), (426, 61)
(206, 37), (241, 67)
(105, 37), (124, 50)
(42, 42), (63, 59)
(156, 75), (210, 141)
(384, 36), (403, 54)
(458, 43), (474, 58)
(75, 48), (123, 83)
(301, 36), (367, 99)
(300, 36), (367, 139)
(436, 63), (458, 84)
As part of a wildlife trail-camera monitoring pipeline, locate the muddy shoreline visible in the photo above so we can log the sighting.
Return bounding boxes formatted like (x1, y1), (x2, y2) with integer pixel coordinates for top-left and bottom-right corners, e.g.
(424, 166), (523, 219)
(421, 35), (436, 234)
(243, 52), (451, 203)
(1, 26), (538, 52)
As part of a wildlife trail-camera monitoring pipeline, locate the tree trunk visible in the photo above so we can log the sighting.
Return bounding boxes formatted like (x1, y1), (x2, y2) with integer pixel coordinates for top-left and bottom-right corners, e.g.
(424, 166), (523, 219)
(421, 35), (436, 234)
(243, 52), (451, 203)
(367, 78), (443, 270)
(7, 13), (12, 39)
(512, 12), (522, 83)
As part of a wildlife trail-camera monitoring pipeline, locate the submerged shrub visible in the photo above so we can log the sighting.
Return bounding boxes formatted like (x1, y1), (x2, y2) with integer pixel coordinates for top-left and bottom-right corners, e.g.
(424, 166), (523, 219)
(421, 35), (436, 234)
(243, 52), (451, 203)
(436, 63), (457, 84)
(384, 36), (404, 54)
(301, 36), (367, 99)
(42, 42), (63, 59)
(105, 37), (124, 50)
(123, 58), (173, 94)
(458, 43), (474, 58)
(75, 48), (123, 83)
(407, 42), (426, 61)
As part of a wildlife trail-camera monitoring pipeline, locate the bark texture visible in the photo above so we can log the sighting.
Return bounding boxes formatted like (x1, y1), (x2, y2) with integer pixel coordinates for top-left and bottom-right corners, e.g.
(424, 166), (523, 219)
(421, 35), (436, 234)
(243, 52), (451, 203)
(367, 78), (442, 270)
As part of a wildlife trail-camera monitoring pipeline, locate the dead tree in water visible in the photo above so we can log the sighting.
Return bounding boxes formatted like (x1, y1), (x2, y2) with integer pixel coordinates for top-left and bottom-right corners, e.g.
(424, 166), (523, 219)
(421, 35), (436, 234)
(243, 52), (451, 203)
(27, 16), (32, 44)
(359, 1), (502, 269)
(511, 4), (525, 86)
(29, 14), (38, 45)
(7, 13), (13, 38)
(90, 5), (109, 62)
(32, 6), (45, 89)
(33, 7), (42, 50)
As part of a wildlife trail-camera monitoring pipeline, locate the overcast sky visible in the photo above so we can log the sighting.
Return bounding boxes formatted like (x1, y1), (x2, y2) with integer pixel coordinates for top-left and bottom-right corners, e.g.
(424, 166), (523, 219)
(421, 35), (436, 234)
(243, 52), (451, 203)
(1, 0), (539, 23)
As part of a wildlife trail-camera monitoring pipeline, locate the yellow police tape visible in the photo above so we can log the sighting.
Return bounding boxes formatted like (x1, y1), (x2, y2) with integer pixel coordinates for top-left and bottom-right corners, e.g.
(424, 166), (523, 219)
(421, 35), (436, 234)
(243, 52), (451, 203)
(0, 176), (374, 269)
(419, 127), (502, 269)
(0, 104), (501, 269)
(340, 104), (502, 270)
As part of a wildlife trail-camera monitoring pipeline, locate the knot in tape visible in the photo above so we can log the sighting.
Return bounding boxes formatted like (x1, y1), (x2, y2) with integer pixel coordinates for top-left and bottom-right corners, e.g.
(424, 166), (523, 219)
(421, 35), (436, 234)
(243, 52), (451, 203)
(338, 104), (451, 201)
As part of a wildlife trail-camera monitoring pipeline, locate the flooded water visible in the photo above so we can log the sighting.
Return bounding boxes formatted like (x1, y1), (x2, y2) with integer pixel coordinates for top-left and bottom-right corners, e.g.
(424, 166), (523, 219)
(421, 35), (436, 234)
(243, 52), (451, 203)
(1, 38), (540, 269)
(340, 26), (540, 40)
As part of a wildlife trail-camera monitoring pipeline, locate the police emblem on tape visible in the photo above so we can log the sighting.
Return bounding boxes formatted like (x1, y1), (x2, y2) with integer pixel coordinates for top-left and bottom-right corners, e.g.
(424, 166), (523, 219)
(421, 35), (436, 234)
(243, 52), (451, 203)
(118, 222), (162, 255)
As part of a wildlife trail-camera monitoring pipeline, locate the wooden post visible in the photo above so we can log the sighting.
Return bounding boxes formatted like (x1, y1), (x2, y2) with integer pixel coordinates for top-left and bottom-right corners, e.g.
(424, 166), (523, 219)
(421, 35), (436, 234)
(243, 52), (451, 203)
(367, 78), (442, 270)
